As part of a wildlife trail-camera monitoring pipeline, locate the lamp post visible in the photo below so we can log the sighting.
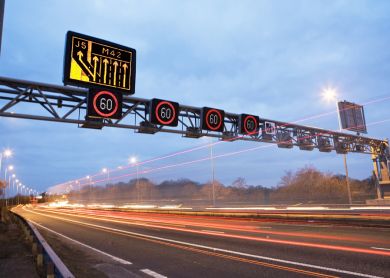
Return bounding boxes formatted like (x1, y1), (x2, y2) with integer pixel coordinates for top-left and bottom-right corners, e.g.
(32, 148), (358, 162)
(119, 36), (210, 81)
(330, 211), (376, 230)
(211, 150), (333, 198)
(322, 87), (352, 205)
(129, 157), (139, 202)
(20, 184), (24, 204)
(11, 174), (15, 205)
(17, 181), (21, 204)
(0, 149), (12, 176)
(86, 175), (92, 194)
(0, 149), (12, 203)
(4, 165), (13, 206)
(102, 168), (109, 181)
(209, 138), (216, 207)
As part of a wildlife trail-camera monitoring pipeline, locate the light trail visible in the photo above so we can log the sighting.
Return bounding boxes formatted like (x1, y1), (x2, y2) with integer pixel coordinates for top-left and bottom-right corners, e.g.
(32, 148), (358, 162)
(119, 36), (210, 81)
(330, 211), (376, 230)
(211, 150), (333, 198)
(39, 207), (388, 245)
(24, 206), (390, 257)
(24, 210), (338, 278)
(51, 94), (390, 191)
(77, 117), (390, 187)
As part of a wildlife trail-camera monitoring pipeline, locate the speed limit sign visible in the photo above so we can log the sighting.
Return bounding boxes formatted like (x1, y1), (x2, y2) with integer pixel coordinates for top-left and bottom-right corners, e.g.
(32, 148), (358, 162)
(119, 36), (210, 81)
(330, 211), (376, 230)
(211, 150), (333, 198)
(87, 89), (122, 119)
(201, 107), (225, 132)
(239, 114), (260, 135)
(149, 98), (179, 126)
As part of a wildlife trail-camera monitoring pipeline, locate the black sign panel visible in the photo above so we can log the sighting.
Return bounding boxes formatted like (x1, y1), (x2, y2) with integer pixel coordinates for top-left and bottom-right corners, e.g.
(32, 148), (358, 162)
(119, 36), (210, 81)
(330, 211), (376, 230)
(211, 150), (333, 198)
(201, 107), (225, 132)
(149, 98), (179, 126)
(239, 114), (260, 135)
(63, 31), (136, 94)
(337, 101), (367, 134)
(87, 89), (122, 119)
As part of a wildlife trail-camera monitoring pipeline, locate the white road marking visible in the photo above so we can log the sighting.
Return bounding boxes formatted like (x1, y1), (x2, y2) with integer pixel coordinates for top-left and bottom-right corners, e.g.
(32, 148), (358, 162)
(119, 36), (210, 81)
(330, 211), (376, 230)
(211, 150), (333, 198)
(21, 207), (382, 278)
(371, 247), (390, 251)
(206, 207), (277, 210)
(201, 230), (225, 234)
(208, 206), (390, 210)
(351, 207), (390, 210)
(28, 219), (132, 265)
(141, 268), (167, 278)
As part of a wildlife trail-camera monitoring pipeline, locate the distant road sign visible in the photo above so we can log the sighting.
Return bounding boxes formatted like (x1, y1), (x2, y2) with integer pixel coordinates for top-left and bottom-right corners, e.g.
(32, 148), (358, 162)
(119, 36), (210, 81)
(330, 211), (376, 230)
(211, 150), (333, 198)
(239, 114), (260, 135)
(264, 121), (276, 135)
(63, 31), (136, 94)
(87, 89), (122, 119)
(338, 101), (367, 134)
(201, 107), (225, 132)
(149, 98), (179, 126)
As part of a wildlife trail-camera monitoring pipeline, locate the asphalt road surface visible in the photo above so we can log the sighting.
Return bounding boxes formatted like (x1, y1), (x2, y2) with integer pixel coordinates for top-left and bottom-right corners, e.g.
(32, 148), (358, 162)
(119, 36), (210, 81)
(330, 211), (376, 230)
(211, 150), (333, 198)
(12, 205), (390, 278)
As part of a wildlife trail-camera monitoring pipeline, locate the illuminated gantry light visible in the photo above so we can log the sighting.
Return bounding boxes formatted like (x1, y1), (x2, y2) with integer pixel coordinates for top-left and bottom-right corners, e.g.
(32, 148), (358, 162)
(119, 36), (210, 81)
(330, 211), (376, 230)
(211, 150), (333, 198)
(8, 165), (14, 171)
(321, 87), (338, 102)
(102, 168), (108, 173)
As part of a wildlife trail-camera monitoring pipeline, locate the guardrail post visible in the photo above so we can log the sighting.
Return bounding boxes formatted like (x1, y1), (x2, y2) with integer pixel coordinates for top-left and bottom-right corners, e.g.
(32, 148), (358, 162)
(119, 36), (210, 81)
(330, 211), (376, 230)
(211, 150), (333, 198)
(36, 245), (43, 268)
(27, 231), (33, 243)
(25, 229), (30, 241)
(10, 210), (75, 278)
(46, 262), (55, 278)
(32, 242), (38, 256)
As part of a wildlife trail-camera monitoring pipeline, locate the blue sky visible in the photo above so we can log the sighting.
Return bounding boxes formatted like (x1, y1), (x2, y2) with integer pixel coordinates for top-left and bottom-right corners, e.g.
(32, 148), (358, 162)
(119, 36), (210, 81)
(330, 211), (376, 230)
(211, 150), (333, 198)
(1, 0), (389, 194)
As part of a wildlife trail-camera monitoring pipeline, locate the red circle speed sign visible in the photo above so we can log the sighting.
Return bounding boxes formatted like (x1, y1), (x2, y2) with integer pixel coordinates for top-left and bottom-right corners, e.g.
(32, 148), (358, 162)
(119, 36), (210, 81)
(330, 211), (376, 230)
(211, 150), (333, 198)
(155, 101), (177, 125)
(205, 109), (223, 131)
(92, 91), (119, 117)
(243, 115), (258, 134)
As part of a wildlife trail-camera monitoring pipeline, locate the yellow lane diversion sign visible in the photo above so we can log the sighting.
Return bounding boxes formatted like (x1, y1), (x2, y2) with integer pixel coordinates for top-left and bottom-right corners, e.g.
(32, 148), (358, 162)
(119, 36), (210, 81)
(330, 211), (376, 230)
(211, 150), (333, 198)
(63, 31), (136, 94)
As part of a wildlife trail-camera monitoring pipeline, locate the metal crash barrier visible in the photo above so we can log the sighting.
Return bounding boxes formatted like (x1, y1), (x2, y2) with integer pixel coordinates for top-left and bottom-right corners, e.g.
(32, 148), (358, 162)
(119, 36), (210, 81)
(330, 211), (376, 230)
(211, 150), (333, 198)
(2, 207), (74, 278)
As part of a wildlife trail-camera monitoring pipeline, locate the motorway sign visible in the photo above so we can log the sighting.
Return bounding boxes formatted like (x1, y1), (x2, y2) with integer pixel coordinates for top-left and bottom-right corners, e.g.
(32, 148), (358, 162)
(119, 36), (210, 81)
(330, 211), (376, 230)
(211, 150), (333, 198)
(63, 31), (136, 94)
(149, 98), (179, 126)
(338, 101), (367, 134)
(87, 89), (122, 119)
(239, 114), (260, 135)
(201, 107), (225, 132)
(263, 121), (276, 135)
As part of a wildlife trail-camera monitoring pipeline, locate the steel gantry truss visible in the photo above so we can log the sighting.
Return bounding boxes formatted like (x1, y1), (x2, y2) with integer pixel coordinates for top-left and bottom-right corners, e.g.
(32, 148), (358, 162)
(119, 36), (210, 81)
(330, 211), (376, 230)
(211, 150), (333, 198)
(0, 76), (389, 197)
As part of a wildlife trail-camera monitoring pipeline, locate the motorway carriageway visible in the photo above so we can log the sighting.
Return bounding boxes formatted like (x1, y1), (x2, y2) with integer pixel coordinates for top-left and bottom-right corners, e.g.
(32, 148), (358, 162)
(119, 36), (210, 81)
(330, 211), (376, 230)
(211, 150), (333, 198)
(13, 205), (390, 278)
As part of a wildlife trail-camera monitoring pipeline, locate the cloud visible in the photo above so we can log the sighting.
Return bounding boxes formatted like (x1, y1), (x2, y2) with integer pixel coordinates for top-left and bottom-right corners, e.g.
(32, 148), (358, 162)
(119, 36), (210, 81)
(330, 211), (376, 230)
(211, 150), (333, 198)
(1, 0), (389, 193)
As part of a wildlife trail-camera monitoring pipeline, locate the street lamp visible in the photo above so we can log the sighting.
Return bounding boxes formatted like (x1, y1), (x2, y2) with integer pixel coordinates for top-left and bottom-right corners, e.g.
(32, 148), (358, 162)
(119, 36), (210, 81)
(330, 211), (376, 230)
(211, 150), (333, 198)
(17, 182), (21, 204)
(75, 180), (80, 191)
(3, 149), (12, 157)
(0, 149), (12, 203)
(129, 157), (140, 202)
(0, 149), (12, 175)
(4, 165), (14, 206)
(86, 175), (92, 193)
(321, 87), (352, 205)
(11, 174), (16, 198)
(102, 168), (109, 180)
(5, 165), (13, 180)
(10, 174), (16, 205)
(321, 87), (337, 103)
